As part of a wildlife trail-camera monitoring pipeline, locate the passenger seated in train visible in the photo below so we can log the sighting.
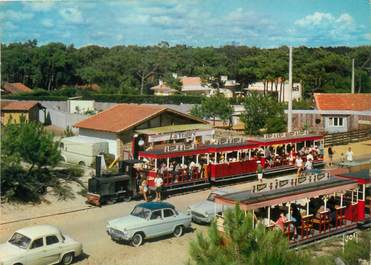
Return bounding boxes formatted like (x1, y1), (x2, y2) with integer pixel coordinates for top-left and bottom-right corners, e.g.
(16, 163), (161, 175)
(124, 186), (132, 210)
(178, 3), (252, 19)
(274, 212), (288, 232)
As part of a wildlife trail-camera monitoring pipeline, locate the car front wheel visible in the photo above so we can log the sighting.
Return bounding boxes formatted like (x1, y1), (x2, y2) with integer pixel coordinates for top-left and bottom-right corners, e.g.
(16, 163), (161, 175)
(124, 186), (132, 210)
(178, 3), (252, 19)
(131, 233), (144, 247)
(173, 225), (184, 238)
(61, 252), (74, 265)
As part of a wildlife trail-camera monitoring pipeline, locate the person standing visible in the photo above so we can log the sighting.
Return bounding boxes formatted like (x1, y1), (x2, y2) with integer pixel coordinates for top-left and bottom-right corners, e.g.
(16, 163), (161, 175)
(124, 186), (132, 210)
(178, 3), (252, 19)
(345, 147), (353, 162)
(141, 178), (149, 202)
(154, 174), (164, 201)
(328, 145), (335, 167)
(295, 156), (304, 177)
(256, 160), (264, 182)
(305, 158), (313, 171)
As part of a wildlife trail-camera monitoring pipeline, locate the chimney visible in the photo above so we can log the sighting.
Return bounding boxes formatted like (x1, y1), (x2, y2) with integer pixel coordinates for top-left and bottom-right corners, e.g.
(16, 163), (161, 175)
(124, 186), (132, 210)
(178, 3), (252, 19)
(95, 155), (102, 177)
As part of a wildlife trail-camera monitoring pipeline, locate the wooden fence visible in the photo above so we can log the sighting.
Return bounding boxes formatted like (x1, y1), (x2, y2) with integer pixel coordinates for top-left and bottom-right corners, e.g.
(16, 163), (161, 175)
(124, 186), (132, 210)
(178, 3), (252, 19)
(324, 128), (371, 147)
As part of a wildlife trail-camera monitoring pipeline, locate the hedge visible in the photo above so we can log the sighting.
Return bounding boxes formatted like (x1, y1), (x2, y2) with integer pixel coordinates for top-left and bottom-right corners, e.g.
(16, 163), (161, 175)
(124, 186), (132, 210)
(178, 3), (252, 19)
(3, 93), (205, 104)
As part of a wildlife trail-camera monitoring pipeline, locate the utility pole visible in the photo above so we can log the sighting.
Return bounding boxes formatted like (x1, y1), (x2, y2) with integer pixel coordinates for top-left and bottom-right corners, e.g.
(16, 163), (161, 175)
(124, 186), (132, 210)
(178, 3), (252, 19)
(288, 46), (293, 133)
(351, 58), (355, 93)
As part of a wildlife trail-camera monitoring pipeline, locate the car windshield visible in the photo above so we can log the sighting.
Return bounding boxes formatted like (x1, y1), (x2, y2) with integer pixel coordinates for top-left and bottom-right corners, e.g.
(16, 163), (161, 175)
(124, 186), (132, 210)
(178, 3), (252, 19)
(8, 232), (31, 249)
(207, 193), (217, 202)
(131, 206), (151, 219)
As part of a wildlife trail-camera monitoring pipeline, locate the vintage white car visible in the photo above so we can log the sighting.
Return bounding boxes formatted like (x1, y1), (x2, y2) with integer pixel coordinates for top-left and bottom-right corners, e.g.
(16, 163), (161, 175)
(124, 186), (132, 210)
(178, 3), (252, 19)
(106, 202), (192, 247)
(0, 225), (83, 265)
(188, 189), (230, 223)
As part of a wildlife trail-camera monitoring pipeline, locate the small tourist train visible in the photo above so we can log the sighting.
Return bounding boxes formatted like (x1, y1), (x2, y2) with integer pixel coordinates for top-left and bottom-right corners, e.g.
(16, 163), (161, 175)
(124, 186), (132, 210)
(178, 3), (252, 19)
(137, 131), (325, 192)
(214, 168), (371, 246)
(87, 130), (326, 204)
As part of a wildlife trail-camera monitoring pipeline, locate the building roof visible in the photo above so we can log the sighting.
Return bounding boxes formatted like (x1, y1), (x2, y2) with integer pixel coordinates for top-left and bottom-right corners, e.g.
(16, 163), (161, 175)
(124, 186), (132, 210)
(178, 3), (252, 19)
(1, 101), (41, 111)
(150, 83), (176, 92)
(180, 76), (211, 92)
(2, 82), (33, 94)
(314, 93), (371, 111)
(74, 103), (207, 133)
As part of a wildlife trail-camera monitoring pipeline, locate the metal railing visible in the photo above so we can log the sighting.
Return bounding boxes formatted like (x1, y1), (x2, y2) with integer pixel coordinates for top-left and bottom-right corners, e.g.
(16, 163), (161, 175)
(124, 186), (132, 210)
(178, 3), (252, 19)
(324, 129), (371, 147)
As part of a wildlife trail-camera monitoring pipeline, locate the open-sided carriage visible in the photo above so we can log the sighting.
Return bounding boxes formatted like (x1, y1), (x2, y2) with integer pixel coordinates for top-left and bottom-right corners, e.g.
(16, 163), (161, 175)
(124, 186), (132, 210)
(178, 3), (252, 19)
(214, 169), (370, 246)
(138, 132), (325, 192)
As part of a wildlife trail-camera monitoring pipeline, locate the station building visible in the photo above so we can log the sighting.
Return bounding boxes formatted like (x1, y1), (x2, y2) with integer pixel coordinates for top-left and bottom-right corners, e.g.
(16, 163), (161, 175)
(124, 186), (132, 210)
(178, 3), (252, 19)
(73, 103), (213, 159)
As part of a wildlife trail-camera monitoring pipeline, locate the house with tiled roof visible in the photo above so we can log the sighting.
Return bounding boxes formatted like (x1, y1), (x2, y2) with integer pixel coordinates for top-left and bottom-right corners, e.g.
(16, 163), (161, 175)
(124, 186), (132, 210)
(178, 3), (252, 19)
(314, 93), (371, 133)
(0, 100), (45, 125)
(2, 82), (33, 94)
(287, 93), (371, 133)
(73, 103), (209, 158)
(150, 80), (177, 96)
(180, 76), (211, 95)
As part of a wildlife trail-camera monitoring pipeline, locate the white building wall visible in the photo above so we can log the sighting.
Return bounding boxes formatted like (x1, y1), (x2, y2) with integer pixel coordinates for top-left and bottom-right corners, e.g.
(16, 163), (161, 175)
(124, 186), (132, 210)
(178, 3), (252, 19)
(324, 116), (348, 133)
(78, 128), (119, 157)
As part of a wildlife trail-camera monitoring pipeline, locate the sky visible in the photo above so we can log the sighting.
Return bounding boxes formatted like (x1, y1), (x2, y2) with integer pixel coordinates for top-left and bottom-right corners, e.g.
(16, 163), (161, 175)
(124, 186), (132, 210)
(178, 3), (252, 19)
(1, 0), (370, 48)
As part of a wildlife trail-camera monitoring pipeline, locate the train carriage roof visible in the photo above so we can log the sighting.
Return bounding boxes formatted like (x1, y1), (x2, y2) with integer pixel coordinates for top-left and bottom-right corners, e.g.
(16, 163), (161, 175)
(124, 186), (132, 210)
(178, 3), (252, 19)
(249, 134), (323, 146)
(215, 177), (357, 210)
(336, 169), (371, 184)
(138, 141), (258, 159)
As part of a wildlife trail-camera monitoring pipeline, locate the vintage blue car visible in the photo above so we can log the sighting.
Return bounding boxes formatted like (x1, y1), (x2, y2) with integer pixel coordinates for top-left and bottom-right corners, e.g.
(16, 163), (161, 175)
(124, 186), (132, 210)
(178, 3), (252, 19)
(106, 202), (192, 247)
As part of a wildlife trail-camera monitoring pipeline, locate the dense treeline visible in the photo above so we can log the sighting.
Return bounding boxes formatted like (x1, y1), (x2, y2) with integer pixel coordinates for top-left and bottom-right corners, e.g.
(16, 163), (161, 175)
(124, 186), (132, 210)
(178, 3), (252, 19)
(2, 40), (370, 96)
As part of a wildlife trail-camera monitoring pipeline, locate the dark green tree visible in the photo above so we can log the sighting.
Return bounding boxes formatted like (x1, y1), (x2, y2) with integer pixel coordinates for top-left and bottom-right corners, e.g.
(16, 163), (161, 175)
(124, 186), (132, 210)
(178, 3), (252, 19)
(241, 92), (286, 135)
(188, 205), (309, 265)
(190, 94), (233, 125)
(1, 118), (82, 202)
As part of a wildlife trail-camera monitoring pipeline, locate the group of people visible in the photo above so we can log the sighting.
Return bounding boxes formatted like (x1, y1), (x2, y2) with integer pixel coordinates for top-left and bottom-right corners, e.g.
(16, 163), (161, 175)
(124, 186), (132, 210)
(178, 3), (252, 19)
(328, 145), (354, 167)
(139, 174), (163, 202)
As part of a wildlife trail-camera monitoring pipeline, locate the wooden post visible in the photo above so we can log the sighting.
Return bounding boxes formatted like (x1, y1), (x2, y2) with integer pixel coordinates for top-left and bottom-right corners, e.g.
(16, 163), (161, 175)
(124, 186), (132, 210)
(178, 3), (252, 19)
(249, 149), (251, 159)
(268, 206), (271, 222)
(167, 158), (170, 168)
(252, 210), (255, 228)
(351, 190), (354, 204)
(196, 154), (199, 164)
(288, 203), (291, 220)
(207, 153), (210, 164)
(324, 196), (327, 210)
(306, 198), (309, 215)
(215, 152), (217, 163)
(237, 151), (240, 161)
(155, 159), (158, 171)
(340, 193), (343, 207)
(182, 156), (185, 165)
(363, 184), (366, 200)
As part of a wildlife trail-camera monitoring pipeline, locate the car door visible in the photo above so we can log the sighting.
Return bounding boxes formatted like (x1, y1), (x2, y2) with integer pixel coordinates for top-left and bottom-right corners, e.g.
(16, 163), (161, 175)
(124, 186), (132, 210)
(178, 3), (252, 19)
(143, 209), (166, 238)
(162, 208), (178, 234)
(42, 235), (62, 265)
(27, 237), (47, 265)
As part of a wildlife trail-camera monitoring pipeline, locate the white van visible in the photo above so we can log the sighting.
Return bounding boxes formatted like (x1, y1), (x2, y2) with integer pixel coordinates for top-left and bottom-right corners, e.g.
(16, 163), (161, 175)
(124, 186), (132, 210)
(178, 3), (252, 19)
(60, 136), (109, 166)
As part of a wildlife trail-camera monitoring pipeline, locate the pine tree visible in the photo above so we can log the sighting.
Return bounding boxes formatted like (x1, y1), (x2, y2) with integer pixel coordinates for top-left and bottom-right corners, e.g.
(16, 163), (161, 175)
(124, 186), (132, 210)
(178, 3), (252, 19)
(188, 205), (310, 265)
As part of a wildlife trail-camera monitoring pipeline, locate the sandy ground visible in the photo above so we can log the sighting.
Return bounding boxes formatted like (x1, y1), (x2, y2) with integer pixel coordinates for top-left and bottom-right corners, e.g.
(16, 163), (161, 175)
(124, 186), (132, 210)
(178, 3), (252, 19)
(323, 140), (371, 163)
(0, 140), (370, 265)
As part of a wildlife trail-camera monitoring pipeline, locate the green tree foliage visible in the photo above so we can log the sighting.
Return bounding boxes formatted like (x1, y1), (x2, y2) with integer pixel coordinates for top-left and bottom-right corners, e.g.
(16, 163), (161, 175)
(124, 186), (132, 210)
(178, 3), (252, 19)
(241, 92), (286, 135)
(188, 205), (309, 265)
(1, 118), (82, 202)
(191, 94), (233, 125)
(2, 41), (370, 94)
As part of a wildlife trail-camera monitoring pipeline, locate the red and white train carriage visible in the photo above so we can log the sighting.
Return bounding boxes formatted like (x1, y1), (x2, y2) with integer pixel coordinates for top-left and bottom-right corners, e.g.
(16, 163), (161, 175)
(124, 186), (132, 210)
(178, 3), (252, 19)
(136, 131), (325, 192)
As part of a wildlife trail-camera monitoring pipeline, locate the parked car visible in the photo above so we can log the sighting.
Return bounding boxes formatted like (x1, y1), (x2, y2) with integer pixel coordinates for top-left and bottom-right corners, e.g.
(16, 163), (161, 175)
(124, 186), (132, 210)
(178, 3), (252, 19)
(188, 189), (230, 223)
(0, 225), (83, 265)
(106, 202), (192, 247)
